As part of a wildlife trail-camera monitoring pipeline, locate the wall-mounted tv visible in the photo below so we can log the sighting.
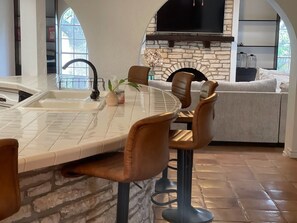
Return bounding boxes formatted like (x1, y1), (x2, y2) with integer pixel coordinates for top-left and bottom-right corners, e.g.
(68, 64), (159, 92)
(157, 0), (225, 33)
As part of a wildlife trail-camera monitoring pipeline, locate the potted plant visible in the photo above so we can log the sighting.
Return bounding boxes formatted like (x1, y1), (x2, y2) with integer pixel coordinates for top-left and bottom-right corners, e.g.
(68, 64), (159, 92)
(106, 78), (140, 106)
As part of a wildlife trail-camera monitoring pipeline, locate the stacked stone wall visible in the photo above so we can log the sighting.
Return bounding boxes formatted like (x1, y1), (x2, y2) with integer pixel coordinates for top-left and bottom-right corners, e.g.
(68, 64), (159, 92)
(0, 165), (154, 223)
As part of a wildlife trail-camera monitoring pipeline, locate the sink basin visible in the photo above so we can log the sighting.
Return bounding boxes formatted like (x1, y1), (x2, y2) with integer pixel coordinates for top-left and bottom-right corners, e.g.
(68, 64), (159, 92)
(41, 90), (92, 100)
(19, 90), (105, 111)
(25, 99), (103, 111)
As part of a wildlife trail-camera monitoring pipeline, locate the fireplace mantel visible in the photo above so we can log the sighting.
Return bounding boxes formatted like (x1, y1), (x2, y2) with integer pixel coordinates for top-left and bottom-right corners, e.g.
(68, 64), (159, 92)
(146, 33), (234, 48)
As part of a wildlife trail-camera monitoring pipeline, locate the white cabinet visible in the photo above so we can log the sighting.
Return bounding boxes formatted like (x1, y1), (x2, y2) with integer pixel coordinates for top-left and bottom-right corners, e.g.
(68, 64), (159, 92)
(237, 0), (279, 69)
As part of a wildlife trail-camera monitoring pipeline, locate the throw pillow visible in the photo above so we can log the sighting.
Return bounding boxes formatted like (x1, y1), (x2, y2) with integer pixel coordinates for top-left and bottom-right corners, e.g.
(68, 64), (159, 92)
(255, 67), (290, 92)
(280, 82), (289, 92)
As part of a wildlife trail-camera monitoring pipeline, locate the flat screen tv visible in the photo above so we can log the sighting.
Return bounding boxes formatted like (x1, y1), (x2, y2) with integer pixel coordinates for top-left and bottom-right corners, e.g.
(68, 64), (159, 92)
(157, 0), (225, 33)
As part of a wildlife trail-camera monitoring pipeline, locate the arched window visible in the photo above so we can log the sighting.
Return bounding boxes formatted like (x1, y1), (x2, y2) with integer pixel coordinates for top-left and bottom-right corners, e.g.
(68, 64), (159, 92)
(59, 8), (88, 80)
(277, 20), (291, 73)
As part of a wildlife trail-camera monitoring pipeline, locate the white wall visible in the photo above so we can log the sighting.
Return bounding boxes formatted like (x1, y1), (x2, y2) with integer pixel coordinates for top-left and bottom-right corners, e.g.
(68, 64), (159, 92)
(65, 0), (166, 80)
(0, 0), (15, 76)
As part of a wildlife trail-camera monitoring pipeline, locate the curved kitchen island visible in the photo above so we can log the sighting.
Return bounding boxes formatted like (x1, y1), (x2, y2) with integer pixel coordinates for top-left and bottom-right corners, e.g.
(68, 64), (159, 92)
(0, 75), (180, 223)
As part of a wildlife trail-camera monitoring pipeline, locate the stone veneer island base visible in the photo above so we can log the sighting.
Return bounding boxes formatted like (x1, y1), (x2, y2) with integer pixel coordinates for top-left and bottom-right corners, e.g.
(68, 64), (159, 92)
(0, 165), (155, 223)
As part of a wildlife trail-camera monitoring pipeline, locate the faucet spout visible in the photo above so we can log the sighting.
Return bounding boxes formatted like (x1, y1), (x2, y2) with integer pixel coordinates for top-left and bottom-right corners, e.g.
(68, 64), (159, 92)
(62, 59), (100, 100)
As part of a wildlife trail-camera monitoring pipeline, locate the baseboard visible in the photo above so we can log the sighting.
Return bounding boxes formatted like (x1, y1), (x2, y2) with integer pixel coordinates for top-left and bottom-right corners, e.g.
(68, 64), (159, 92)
(210, 141), (285, 148)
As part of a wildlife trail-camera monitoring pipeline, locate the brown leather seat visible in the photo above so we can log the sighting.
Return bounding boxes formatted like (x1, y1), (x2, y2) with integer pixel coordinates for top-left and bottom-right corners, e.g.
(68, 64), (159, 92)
(127, 65), (151, 85)
(61, 112), (176, 223)
(0, 138), (20, 221)
(175, 80), (218, 124)
(162, 93), (218, 223)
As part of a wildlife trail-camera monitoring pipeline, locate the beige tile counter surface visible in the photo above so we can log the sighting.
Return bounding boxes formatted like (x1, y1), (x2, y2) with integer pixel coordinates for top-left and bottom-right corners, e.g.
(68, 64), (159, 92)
(0, 75), (180, 173)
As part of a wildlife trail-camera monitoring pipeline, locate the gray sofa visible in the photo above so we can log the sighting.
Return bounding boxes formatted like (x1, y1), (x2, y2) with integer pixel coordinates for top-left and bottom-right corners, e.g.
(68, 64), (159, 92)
(149, 78), (287, 143)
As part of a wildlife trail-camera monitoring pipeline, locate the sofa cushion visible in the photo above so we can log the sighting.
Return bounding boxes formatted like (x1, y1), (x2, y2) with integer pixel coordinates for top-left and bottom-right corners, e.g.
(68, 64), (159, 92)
(217, 78), (277, 92)
(190, 81), (204, 90)
(149, 78), (277, 92)
(213, 92), (282, 142)
(149, 80), (204, 91)
(148, 80), (172, 90)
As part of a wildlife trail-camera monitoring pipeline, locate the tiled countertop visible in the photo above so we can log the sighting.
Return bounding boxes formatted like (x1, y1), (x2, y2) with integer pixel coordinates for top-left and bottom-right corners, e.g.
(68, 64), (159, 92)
(0, 75), (180, 173)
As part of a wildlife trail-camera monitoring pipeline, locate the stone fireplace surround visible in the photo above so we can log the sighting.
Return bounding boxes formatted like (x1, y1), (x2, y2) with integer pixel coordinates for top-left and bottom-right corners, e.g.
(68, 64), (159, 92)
(144, 0), (234, 82)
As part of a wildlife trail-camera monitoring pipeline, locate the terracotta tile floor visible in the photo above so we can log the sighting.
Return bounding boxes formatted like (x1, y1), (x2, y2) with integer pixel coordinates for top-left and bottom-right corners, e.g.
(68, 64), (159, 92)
(153, 145), (297, 223)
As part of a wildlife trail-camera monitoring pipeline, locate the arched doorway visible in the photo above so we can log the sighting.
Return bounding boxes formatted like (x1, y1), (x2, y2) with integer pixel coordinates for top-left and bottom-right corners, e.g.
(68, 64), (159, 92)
(268, 0), (297, 157)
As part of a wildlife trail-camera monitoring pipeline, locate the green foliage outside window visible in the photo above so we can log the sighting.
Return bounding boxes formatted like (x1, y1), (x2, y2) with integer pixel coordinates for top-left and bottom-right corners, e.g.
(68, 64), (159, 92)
(277, 20), (291, 73)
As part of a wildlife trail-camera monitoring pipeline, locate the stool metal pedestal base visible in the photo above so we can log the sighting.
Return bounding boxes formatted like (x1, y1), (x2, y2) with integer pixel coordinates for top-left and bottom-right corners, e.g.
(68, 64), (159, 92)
(162, 206), (213, 223)
(155, 178), (176, 193)
(155, 167), (176, 193)
(162, 149), (213, 223)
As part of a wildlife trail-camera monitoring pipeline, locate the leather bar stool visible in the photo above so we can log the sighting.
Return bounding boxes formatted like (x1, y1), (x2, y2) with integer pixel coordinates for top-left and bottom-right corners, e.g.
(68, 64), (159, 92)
(153, 80), (218, 206)
(154, 71), (194, 193)
(175, 80), (218, 129)
(127, 65), (151, 85)
(162, 93), (218, 223)
(0, 138), (20, 221)
(61, 112), (176, 223)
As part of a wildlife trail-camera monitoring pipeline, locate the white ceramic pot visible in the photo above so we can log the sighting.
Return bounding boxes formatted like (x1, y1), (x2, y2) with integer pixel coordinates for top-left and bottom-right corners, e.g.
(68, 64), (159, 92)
(106, 91), (118, 106)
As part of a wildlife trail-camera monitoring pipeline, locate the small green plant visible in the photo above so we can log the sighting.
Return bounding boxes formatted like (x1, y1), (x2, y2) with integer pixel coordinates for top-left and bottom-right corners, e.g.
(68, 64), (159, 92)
(108, 78), (141, 92)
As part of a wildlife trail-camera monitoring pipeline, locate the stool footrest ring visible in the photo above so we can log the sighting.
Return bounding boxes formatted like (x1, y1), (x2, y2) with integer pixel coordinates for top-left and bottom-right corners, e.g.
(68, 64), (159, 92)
(151, 189), (177, 206)
(168, 158), (178, 170)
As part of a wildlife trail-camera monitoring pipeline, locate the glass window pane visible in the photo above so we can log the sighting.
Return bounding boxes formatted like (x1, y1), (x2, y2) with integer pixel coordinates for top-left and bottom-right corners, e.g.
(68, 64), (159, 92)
(277, 20), (291, 73)
(73, 16), (80, 26)
(60, 8), (88, 83)
(74, 40), (87, 53)
(74, 26), (85, 39)
(74, 67), (88, 76)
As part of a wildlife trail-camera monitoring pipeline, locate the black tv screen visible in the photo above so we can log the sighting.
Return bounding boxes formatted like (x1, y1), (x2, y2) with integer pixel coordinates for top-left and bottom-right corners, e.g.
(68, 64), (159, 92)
(157, 0), (225, 33)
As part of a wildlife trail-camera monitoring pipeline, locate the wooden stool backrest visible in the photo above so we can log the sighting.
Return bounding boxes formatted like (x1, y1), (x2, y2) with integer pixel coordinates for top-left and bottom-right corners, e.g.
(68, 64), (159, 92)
(128, 65), (151, 86)
(172, 71), (194, 108)
(200, 80), (218, 100)
(0, 138), (20, 220)
(124, 112), (176, 181)
(192, 93), (218, 149)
